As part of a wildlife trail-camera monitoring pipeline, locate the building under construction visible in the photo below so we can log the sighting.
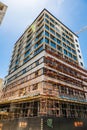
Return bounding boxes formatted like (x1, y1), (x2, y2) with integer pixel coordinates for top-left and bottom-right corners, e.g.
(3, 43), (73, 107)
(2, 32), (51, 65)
(0, 9), (87, 130)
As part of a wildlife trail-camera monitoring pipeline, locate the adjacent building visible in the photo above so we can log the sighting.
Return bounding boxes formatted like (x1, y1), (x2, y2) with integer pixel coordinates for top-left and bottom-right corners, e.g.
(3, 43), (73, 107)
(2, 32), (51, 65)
(0, 1), (7, 24)
(0, 9), (87, 130)
(0, 78), (3, 90)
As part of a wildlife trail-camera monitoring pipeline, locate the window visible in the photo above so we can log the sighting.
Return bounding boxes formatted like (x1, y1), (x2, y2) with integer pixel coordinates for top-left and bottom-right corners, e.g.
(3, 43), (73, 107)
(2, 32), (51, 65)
(75, 90), (79, 96)
(79, 55), (82, 59)
(50, 23), (54, 28)
(27, 36), (32, 43)
(73, 55), (77, 61)
(58, 46), (62, 52)
(57, 39), (61, 44)
(25, 50), (30, 57)
(15, 60), (19, 65)
(56, 33), (61, 38)
(63, 43), (66, 48)
(45, 31), (49, 37)
(62, 32), (65, 36)
(37, 19), (44, 27)
(36, 25), (44, 33)
(65, 30), (68, 34)
(76, 44), (79, 47)
(64, 49), (67, 55)
(50, 28), (55, 34)
(66, 35), (69, 39)
(78, 49), (80, 53)
(38, 46), (43, 52)
(35, 31), (43, 41)
(50, 34), (56, 41)
(34, 45), (43, 55)
(25, 42), (31, 50)
(68, 88), (73, 95)
(50, 41), (56, 48)
(75, 39), (78, 42)
(71, 44), (75, 48)
(45, 25), (49, 30)
(67, 46), (71, 51)
(45, 38), (49, 44)
(69, 33), (73, 37)
(45, 14), (49, 18)
(22, 69), (26, 74)
(68, 52), (72, 58)
(80, 62), (83, 66)
(62, 37), (66, 42)
(50, 18), (54, 23)
(55, 22), (60, 26)
(34, 38), (43, 49)
(66, 40), (70, 45)
(24, 57), (30, 63)
(72, 49), (76, 54)
(60, 86), (67, 94)
(45, 19), (49, 24)
(35, 60), (39, 66)
(80, 92), (85, 98)
(34, 43), (38, 49)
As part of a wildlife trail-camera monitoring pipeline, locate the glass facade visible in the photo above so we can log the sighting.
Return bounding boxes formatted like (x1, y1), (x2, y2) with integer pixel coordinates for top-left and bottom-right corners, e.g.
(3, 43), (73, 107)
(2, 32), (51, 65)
(50, 41), (56, 48)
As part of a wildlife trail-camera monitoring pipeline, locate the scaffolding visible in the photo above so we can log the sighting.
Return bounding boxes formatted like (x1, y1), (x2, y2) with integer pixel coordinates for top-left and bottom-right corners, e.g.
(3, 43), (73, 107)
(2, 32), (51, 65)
(0, 49), (87, 120)
(46, 49), (87, 73)
(0, 95), (87, 120)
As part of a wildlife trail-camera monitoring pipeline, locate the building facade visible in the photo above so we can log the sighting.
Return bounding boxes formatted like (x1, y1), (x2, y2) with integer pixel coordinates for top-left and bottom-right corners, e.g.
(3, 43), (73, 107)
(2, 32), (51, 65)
(0, 1), (7, 24)
(0, 9), (87, 130)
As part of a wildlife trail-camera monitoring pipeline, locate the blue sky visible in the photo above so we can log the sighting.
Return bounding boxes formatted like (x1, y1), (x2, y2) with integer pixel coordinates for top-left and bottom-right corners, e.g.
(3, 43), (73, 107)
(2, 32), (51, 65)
(0, 0), (87, 79)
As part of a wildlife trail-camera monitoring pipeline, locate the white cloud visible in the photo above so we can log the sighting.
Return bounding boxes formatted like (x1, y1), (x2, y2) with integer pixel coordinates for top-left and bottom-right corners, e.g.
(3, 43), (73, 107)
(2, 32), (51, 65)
(2, 0), (48, 28)
(57, 0), (64, 5)
(3, 0), (47, 10)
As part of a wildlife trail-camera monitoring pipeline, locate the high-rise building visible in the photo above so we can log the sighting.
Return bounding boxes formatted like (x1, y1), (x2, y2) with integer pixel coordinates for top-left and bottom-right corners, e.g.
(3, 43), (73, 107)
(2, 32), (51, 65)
(0, 9), (87, 130)
(0, 1), (7, 24)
